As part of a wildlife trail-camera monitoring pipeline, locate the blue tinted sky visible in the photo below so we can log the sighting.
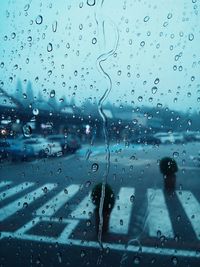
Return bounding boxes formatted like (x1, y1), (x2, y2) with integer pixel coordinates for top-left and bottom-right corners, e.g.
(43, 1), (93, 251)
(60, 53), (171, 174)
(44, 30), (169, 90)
(0, 0), (199, 112)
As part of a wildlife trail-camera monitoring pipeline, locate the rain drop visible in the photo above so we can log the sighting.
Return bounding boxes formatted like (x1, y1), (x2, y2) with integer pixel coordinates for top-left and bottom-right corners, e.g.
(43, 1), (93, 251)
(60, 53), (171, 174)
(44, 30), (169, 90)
(92, 37), (97, 44)
(133, 256), (140, 265)
(22, 124), (32, 137)
(171, 256), (178, 266)
(143, 16), (150, 22)
(47, 43), (53, 52)
(151, 86), (158, 94)
(35, 15), (43, 25)
(24, 4), (30, 11)
(52, 21), (58, 32)
(173, 152), (179, 158)
(33, 108), (39, 115)
(23, 202), (28, 208)
(154, 78), (160, 84)
(50, 90), (55, 98)
(188, 33), (194, 41)
(85, 181), (91, 188)
(87, 0), (95, 6)
(140, 41), (145, 47)
(130, 195), (135, 203)
(91, 163), (99, 172)
(43, 187), (48, 194)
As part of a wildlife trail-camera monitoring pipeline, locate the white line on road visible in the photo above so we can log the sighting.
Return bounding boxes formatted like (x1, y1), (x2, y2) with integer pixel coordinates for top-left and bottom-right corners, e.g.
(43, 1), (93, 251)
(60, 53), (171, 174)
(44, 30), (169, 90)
(109, 187), (135, 234)
(36, 184), (80, 217)
(70, 193), (94, 219)
(1, 230), (199, 259)
(0, 184), (55, 221)
(147, 189), (174, 238)
(176, 190), (200, 240)
(0, 181), (11, 190)
(0, 182), (34, 201)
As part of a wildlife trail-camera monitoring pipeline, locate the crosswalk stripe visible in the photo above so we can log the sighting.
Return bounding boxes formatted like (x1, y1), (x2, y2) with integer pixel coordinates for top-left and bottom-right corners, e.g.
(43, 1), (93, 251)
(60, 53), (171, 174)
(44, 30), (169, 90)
(109, 187), (135, 234)
(176, 190), (200, 240)
(0, 181), (11, 190)
(0, 184), (55, 221)
(36, 184), (80, 217)
(0, 182), (35, 201)
(147, 189), (174, 238)
(70, 193), (94, 219)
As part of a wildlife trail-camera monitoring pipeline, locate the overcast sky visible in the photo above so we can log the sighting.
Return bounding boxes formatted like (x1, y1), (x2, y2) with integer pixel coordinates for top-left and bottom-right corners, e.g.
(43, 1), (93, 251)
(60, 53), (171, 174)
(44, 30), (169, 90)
(0, 0), (200, 112)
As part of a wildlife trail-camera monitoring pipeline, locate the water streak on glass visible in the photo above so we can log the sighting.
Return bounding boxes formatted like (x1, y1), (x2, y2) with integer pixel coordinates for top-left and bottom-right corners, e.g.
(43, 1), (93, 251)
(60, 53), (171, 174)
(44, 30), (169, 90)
(95, 0), (119, 246)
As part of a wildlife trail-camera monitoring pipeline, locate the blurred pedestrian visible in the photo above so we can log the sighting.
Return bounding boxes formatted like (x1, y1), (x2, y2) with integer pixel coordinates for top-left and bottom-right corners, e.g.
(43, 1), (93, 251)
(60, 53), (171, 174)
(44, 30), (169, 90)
(91, 183), (115, 234)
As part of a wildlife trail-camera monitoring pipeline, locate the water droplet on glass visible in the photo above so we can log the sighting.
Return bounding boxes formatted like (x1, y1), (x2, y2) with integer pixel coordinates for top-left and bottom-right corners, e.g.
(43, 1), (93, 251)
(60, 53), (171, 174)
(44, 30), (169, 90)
(87, 0), (95, 6)
(151, 86), (158, 94)
(27, 36), (32, 42)
(188, 33), (194, 41)
(143, 16), (150, 22)
(138, 96), (143, 102)
(23, 202), (28, 208)
(64, 188), (68, 194)
(43, 187), (48, 194)
(130, 195), (135, 203)
(33, 108), (39, 115)
(154, 78), (160, 84)
(50, 90), (55, 98)
(173, 152), (179, 158)
(133, 256), (140, 265)
(47, 43), (53, 52)
(91, 163), (99, 172)
(86, 220), (91, 226)
(120, 219), (123, 225)
(92, 37), (97, 44)
(11, 32), (16, 39)
(80, 250), (86, 258)
(22, 124), (32, 137)
(140, 41), (145, 47)
(52, 21), (58, 32)
(171, 256), (178, 266)
(85, 181), (91, 188)
(24, 4), (30, 11)
(23, 93), (27, 99)
(35, 15), (43, 25)
(167, 13), (173, 19)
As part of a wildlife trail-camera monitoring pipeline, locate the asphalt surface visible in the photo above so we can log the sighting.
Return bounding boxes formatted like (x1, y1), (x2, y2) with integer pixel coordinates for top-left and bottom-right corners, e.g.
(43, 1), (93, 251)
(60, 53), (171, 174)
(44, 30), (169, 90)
(0, 142), (200, 267)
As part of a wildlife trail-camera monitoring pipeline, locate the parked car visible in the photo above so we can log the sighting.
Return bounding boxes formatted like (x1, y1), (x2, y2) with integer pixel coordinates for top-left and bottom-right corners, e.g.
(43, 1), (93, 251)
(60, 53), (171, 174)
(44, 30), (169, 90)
(131, 135), (161, 145)
(5, 136), (62, 161)
(48, 134), (81, 153)
(154, 132), (185, 144)
(22, 137), (62, 158)
(172, 132), (184, 144)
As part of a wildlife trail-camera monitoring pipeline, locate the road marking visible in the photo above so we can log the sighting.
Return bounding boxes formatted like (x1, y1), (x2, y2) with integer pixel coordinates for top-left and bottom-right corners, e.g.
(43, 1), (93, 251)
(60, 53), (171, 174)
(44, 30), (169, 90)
(15, 216), (79, 240)
(109, 187), (135, 234)
(70, 193), (94, 219)
(0, 182), (34, 201)
(147, 189), (174, 238)
(1, 230), (199, 259)
(0, 181), (11, 190)
(176, 190), (200, 240)
(36, 184), (80, 217)
(0, 184), (55, 221)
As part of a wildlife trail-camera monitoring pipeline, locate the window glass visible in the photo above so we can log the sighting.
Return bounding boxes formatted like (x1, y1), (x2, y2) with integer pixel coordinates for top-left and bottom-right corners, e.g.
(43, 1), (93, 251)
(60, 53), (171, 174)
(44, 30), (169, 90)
(0, 1), (200, 266)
